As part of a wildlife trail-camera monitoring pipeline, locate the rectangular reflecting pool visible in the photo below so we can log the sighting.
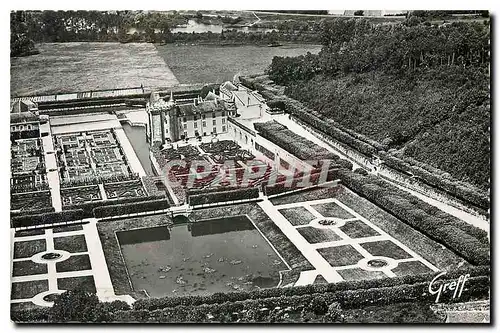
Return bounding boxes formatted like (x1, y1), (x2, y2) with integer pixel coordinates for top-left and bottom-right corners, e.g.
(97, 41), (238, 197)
(116, 215), (288, 297)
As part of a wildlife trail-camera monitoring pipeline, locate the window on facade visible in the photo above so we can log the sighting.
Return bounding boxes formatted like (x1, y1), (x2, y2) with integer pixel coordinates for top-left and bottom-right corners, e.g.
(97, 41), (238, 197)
(213, 128), (217, 134)
(222, 126), (226, 132)
(202, 114), (206, 120)
(194, 122), (198, 128)
(203, 132), (207, 136)
(194, 115), (198, 120)
(184, 124), (187, 130)
(212, 112), (216, 118)
(213, 119), (216, 125)
(20, 125), (24, 131)
(202, 121), (206, 127)
(184, 132), (188, 137)
(183, 117), (187, 122)
(27, 125), (32, 130)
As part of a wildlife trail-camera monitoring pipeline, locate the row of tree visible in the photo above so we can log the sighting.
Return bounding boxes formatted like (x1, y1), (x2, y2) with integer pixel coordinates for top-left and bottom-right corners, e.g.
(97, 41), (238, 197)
(268, 18), (490, 85)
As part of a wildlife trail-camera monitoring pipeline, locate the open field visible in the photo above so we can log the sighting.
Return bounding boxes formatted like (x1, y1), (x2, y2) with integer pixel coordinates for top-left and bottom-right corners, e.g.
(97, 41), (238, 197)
(156, 44), (321, 84)
(11, 43), (179, 96)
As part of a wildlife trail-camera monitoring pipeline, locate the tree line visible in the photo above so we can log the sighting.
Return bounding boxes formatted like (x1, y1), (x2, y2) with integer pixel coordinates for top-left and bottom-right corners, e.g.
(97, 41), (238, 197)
(267, 18), (490, 85)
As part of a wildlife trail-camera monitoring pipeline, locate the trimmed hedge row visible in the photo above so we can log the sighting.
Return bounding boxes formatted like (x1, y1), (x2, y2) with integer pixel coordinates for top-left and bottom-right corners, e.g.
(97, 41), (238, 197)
(11, 209), (85, 228)
(189, 187), (259, 206)
(10, 206), (56, 217)
(93, 198), (171, 218)
(338, 170), (490, 265)
(64, 195), (166, 218)
(264, 167), (341, 196)
(113, 273), (488, 322)
(380, 151), (489, 210)
(254, 121), (339, 161)
(133, 265), (489, 311)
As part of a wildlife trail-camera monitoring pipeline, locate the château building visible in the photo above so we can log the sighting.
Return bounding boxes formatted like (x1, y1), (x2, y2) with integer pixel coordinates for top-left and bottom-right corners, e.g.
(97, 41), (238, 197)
(147, 87), (236, 145)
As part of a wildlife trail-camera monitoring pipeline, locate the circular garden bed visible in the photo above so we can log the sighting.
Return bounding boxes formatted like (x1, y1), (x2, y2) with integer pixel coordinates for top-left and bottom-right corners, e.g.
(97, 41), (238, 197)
(43, 293), (60, 302)
(41, 252), (62, 260)
(367, 258), (389, 268)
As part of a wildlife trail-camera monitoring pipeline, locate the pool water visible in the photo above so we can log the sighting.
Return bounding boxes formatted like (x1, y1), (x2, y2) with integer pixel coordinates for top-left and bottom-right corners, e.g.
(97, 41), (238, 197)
(122, 122), (154, 175)
(117, 215), (287, 297)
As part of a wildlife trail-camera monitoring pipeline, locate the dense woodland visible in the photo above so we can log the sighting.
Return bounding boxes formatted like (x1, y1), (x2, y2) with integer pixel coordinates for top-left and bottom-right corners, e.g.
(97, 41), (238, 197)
(266, 17), (490, 189)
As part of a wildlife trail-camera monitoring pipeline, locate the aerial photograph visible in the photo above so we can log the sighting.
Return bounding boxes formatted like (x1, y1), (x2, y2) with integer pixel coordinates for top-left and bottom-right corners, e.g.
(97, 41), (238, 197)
(9, 8), (490, 324)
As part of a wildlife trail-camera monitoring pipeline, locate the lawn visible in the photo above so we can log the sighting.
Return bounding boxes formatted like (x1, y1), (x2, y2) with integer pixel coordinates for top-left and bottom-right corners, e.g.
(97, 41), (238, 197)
(11, 280), (49, 300)
(310, 201), (354, 219)
(297, 226), (342, 244)
(317, 245), (365, 267)
(337, 267), (387, 281)
(13, 239), (46, 259)
(278, 206), (315, 226)
(12, 260), (48, 277)
(57, 275), (96, 294)
(360, 240), (413, 260)
(55, 254), (92, 273)
(339, 220), (380, 239)
(53, 235), (88, 253)
(156, 44), (321, 84)
(392, 261), (434, 276)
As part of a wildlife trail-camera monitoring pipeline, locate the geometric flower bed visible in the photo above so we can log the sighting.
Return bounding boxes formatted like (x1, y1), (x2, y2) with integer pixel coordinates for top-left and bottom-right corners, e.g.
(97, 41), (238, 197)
(104, 180), (146, 199)
(60, 186), (102, 206)
(11, 191), (53, 211)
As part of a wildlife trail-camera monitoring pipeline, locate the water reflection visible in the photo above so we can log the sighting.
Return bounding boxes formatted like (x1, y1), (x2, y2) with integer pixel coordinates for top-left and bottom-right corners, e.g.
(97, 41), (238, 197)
(117, 215), (287, 297)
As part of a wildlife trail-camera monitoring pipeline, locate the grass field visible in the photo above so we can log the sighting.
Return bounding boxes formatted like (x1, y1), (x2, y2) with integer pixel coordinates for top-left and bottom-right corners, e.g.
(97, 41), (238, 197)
(57, 275), (96, 293)
(317, 245), (365, 267)
(297, 226), (342, 243)
(12, 261), (48, 277)
(339, 220), (380, 239)
(53, 235), (88, 253)
(55, 254), (92, 273)
(278, 206), (315, 226)
(11, 43), (320, 96)
(11, 280), (49, 300)
(155, 44), (321, 84)
(13, 240), (46, 259)
(11, 43), (179, 96)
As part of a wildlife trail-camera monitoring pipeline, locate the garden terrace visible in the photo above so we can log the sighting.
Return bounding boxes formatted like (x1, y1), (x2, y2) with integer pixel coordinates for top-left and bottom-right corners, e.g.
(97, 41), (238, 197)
(254, 121), (339, 162)
(55, 129), (132, 184)
(11, 191), (53, 211)
(60, 186), (102, 206)
(103, 180), (146, 199)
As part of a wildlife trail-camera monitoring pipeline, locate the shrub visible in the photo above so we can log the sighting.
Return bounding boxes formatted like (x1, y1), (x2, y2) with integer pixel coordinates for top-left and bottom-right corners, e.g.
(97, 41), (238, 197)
(65, 195), (166, 218)
(133, 265), (489, 311)
(308, 295), (328, 315)
(93, 198), (171, 218)
(11, 209), (85, 228)
(189, 187), (259, 205)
